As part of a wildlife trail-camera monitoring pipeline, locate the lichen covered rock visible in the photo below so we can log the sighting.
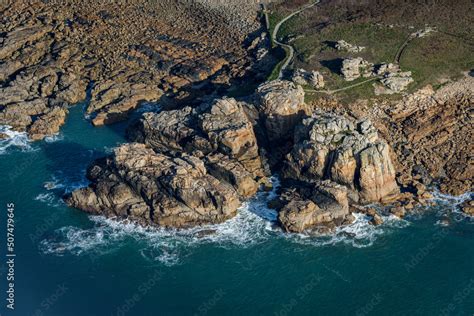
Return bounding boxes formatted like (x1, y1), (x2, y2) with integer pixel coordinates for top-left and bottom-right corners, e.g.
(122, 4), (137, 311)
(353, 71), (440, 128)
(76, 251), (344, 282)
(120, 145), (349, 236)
(283, 112), (399, 204)
(65, 143), (240, 228)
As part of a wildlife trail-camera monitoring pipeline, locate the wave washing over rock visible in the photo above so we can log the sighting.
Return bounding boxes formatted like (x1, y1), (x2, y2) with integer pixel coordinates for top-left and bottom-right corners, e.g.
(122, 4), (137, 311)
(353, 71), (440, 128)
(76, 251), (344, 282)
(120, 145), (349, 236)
(64, 80), (417, 235)
(41, 177), (411, 265)
(430, 190), (474, 223)
(0, 125), (34, 154)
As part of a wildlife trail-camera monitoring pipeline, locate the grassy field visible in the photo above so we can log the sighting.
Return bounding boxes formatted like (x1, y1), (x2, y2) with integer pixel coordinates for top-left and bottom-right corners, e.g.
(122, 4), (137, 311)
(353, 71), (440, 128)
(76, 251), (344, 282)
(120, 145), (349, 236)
(401, 32), (474, 91)
(267, 0), (474, 103)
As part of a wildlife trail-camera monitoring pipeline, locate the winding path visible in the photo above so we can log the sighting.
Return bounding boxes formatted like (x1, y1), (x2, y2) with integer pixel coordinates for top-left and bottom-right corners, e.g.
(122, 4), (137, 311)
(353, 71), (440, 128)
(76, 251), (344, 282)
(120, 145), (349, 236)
(271, 1), (320, 79)
(269, 2), (427, 95)
(393, 35), (413, 64)
(304, 77), (382, 95)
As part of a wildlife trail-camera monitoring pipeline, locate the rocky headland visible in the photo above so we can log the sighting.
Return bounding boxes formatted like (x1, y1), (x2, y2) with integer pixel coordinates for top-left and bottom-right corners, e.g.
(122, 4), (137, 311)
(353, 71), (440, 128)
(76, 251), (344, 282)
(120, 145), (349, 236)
(339, 76), (473, 198)
(1, 1), (472, 233)
(65, 78), (473, 233)
(0, 0), (273, 140)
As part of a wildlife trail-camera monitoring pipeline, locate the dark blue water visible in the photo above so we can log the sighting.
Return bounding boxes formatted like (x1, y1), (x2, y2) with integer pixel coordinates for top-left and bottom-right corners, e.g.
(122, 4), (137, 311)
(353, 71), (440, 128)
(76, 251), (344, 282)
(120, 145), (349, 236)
(0, 105), (473, 316)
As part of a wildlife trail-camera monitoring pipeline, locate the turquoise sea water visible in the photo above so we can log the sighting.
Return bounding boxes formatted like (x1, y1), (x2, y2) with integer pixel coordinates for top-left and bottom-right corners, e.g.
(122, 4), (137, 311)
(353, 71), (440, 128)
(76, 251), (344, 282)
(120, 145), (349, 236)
(0, 104), (473, 316)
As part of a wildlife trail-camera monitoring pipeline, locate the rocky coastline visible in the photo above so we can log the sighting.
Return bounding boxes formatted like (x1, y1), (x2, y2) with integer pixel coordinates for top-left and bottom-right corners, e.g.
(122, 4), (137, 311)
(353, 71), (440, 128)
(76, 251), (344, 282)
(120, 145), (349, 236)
(0, 0), (273, 140)
(65, 77), (473, 233)
(1, 1), (472, 233)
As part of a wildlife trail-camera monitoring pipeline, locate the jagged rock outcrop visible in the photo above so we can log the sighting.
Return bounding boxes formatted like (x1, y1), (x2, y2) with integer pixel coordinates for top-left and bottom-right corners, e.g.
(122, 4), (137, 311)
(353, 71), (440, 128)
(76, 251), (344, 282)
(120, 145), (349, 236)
(335, 40), (365, 53)
(292, 69), (325, 89)
(130, 97), (266, 184)
(341, 57), (373, 81)
(273, 110), (399, 233)
(199, 98), (264, 179)
(65, 77), (472, 234)
(204, 153), (259, 198)
(65, 143), (240, 228)
(1, 1), (270, 140)
(283, 112), (399, 204)
(276, 180), (352, 233)
(67, 95), (274, 227)
(256, 80), (309, 143)
(380, 72), (414, 94)
(66, 80), (406, 231)
(381, 79), (473, 195)
(309, 71), (325, 89)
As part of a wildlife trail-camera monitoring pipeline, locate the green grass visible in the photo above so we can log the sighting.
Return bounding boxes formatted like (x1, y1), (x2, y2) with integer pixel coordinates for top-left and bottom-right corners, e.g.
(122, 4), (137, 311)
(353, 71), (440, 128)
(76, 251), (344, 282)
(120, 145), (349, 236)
(269, 21), (411, 101)
(401, 32), (474, 92)
(275, 20), (473, 103)
(267, 1), (474, 104)
(267, 12), (284, 47)
(267, 46), (289, 81)
(266, 1), (314, 77)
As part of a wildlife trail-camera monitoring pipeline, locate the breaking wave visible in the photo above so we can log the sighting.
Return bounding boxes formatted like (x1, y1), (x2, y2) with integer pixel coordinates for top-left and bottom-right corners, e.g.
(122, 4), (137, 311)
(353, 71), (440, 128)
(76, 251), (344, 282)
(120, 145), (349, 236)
(285, 213), (409, 248)
(430, 190), (472, 208)
(39, 177), (411, 265)
(44, 171), (90, 194)
(44, 133), (64, 143)
(430, 190), (473, 222)
(34, 192), (62, 207)
(0, 125), (34, 154)
(39, 182), (280, 265)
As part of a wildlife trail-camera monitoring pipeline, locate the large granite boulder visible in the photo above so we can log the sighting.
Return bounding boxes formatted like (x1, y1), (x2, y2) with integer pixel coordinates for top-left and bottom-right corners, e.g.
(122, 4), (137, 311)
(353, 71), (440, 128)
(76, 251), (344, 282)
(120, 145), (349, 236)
(292, 69), (325, 89)
(283, 112), (399, 204)
(276, 111), (398, 232)
(199, 98), (264, 178)
(130, 97), (267, 186)
(277, 181), (351, 233)
(127, 106), (203, 153)
(341, 57), (372, 81)
(256, 80), (308, 143)
(335, 40), (365, 53)
(65, 143), (240, 228)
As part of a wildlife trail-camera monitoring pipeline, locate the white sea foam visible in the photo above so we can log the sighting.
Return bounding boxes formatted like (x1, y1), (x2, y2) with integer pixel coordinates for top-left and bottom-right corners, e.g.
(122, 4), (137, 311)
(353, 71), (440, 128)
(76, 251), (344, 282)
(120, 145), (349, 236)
(0, 125), (34, 154)
(34, 192), (64, 207)
(136, 102), (162, 114)
(430, 190), (472, 206)
(39, 177), (280, 264)
(283, 213), (409, 248)
(430, 190), (473, 221)
(40, 177), (411, 264)
(47, 170), (90, 194)
(44, 133), (64, 143)
(39, 225), (109, 256)
(43, 176), (66, 191)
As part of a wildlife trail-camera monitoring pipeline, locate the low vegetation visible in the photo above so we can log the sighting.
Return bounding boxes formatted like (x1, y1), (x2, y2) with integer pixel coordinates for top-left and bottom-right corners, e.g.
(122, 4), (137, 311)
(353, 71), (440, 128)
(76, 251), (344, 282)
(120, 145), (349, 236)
(268, 0), (474, 103)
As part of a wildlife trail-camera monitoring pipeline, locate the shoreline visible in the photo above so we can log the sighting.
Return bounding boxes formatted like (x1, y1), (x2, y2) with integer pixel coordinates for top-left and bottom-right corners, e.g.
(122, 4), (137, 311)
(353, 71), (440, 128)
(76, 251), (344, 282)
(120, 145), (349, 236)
(1, 1), (472, 234)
